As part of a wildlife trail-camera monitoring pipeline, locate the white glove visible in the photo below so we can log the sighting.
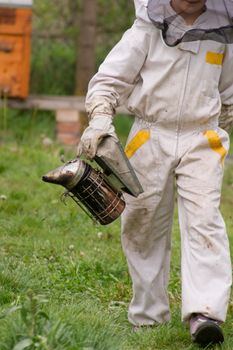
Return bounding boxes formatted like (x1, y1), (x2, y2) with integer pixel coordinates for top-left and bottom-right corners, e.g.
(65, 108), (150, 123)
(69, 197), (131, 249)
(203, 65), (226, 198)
(219, 104), (233, 134)
(77, 115), (118, 159)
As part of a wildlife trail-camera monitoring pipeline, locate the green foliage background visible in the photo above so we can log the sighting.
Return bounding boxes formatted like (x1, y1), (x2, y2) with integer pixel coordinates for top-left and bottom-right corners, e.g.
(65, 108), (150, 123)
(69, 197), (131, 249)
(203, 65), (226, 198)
(31, 0), (135, 95)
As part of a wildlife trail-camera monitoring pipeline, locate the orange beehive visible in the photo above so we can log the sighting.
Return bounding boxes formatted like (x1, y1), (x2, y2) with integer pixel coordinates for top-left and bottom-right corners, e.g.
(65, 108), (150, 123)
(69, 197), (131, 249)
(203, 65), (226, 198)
(0, 0), (32, 98)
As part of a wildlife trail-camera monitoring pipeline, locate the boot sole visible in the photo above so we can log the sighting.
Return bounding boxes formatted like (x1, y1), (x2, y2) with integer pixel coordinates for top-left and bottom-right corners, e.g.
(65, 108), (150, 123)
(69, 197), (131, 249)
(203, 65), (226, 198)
(192, 321), (224, 347)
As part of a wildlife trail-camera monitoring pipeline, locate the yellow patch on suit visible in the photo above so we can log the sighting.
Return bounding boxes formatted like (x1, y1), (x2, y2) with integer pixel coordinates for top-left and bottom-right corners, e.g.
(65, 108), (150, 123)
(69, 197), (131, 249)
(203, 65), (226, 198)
(206, 52), (224, 65)
(125, 130), (150, 159)
(203, 130), (227, 164)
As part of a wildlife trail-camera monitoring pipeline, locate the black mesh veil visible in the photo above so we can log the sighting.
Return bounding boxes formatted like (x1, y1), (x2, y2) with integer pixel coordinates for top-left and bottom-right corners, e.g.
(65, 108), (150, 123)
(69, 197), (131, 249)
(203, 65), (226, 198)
(147, 0), (233, 46)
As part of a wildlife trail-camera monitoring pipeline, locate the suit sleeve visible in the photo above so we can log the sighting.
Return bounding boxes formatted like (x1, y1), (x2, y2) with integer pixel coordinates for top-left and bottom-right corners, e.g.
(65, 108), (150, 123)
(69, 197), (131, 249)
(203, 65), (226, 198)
(219, 44), (233, 133)
(86, 20), (152, 117)
(219, 44), (233, 105)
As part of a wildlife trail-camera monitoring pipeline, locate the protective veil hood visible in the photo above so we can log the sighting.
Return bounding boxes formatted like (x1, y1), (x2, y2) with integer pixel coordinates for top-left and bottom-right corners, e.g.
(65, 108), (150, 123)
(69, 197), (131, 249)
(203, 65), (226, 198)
(146, 0), (233, 46)
(134, 0), (152, 23)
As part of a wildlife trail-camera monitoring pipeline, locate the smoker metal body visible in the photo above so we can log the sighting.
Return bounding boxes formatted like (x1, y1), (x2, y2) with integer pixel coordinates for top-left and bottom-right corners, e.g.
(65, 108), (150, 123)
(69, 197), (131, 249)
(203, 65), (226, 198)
(42, 136), (143, 225)
(42, 158), (126, 225)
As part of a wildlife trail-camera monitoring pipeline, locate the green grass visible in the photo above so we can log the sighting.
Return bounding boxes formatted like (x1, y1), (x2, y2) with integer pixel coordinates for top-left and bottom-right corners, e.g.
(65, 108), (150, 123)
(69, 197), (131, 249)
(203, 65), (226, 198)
(0, 109), (233, 349)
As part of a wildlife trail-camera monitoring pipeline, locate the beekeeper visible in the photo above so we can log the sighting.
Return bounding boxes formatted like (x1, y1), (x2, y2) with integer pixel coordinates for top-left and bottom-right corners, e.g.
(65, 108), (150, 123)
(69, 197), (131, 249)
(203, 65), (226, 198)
(77, 0), (233, 346)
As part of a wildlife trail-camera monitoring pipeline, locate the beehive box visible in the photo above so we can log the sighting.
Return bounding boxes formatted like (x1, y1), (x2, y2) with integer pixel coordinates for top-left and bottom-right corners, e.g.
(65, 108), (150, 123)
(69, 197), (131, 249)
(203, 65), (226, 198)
(0, 0), (32, 98)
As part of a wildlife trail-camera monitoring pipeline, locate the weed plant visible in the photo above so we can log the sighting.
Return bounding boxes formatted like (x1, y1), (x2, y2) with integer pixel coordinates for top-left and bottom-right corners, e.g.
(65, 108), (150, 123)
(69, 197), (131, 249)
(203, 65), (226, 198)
(0, 109), (232, 349)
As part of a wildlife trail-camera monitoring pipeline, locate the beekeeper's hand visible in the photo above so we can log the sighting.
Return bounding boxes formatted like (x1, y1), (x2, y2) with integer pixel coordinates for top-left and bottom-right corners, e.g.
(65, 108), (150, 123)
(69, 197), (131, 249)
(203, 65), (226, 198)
(77, 115), (118, 159)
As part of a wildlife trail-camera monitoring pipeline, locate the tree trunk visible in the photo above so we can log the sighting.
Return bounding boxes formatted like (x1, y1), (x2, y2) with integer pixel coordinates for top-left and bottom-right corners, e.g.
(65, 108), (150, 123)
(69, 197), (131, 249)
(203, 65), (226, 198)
(75, 0), (97, 135)
(75, 0), (97, 96)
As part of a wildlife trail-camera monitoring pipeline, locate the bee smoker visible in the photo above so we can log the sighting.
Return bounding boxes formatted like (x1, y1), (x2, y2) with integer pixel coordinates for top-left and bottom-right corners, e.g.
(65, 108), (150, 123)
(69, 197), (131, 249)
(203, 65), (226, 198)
(42, 136), (143, 225)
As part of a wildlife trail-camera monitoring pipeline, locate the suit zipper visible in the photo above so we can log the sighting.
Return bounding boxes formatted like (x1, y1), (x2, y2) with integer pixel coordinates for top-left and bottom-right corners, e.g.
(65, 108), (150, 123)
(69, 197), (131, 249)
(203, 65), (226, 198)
(175, 52), (191, 158)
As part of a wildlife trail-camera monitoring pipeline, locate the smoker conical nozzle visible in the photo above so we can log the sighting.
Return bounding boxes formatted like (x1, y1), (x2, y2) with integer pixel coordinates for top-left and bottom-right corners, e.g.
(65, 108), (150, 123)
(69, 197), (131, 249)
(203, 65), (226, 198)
(42, 169), (68, 185)
(42, 158), (86, 190)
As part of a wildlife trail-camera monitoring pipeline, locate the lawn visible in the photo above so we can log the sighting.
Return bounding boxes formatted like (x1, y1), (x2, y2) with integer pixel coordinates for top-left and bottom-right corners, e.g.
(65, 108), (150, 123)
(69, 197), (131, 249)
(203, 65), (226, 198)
(0, 110), (232, 350)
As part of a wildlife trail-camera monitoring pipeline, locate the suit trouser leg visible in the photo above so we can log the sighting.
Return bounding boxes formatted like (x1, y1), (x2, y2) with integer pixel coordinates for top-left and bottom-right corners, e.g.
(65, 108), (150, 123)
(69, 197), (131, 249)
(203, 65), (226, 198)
(121, 178), (175, 325)
(176, 129), (232, 322)
(121, 124), (177, 325)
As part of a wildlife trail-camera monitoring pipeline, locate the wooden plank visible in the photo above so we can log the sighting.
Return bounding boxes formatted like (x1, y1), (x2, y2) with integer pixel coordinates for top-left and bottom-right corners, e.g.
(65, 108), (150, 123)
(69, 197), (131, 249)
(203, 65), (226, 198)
(0, 95), (86, 110)
(0, 94), (130, 114)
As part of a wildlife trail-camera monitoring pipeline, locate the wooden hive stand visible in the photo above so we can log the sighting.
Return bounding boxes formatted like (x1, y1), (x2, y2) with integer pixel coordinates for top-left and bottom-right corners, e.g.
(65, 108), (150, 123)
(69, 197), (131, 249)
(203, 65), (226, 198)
(0, 94), (129, 145)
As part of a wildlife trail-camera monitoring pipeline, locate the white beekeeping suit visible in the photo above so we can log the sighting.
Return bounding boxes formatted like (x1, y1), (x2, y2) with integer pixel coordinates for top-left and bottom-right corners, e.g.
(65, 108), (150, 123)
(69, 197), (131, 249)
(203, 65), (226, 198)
(78, 0), (233, 327)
